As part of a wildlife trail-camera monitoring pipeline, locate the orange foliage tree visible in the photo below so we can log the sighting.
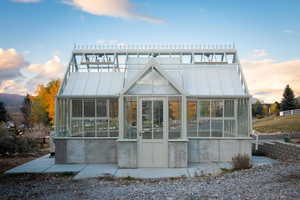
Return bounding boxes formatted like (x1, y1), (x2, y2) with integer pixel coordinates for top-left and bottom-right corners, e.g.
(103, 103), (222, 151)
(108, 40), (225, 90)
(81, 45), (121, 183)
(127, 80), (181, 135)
(30, 79), (61, 127)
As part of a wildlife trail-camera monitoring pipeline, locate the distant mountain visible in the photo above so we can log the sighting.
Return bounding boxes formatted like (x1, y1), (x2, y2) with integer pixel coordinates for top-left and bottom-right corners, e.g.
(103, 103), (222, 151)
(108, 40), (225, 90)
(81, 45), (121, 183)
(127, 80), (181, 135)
(0, 93), (25, 112)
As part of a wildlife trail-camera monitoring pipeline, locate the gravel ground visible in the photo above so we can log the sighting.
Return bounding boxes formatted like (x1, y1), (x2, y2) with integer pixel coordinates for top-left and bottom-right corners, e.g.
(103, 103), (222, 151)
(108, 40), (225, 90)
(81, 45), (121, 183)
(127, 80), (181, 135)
(0, 162), (300, 200)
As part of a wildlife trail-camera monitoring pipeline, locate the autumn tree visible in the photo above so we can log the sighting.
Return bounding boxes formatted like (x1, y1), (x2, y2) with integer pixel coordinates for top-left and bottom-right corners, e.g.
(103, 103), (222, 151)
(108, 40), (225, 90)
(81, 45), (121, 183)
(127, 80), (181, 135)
(30, 79), (61, 127)
(20, 94), (32, 128)
(270, 102), (280, 115)
(281, 84), (296, 111)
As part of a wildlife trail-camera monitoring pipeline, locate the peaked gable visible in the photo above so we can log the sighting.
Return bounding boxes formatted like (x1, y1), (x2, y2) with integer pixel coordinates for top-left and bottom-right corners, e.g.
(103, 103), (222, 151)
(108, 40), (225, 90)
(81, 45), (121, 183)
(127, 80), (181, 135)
(121, 58), (185, 95)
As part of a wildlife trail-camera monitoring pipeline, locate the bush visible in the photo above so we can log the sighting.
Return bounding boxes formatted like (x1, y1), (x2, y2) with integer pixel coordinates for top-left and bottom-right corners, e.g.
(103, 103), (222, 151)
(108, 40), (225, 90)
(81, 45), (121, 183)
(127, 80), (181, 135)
(0, 136), (38, 155)
(232, 154), (252, 170)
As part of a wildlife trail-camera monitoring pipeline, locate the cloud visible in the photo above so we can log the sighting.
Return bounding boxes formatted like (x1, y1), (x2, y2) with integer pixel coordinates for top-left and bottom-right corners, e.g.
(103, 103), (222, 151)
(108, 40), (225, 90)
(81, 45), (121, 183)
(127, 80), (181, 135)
(0, 79), (28, 95)
(0, 48), (28, 81)
(251, 49), (268, 58)
(283, 29), (295, 34)
(11, 0), (41, 3)
(64, 0), (164, 23)
(24, 56), (65, 92)
(241, 58), (300, 103)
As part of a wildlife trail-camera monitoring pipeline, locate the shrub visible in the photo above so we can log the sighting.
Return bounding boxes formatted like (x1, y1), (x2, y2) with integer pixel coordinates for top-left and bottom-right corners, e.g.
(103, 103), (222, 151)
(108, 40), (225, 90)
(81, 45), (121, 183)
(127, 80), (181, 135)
(0, 136), (38, 155)
(232, 154), (252, 170)
(283, 135), (291, 143)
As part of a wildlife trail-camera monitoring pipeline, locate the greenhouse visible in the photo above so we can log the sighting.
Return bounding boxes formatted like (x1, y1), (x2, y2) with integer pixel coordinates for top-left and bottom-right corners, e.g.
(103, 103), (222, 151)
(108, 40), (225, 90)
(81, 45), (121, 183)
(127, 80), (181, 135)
(54, 44), (252, 168)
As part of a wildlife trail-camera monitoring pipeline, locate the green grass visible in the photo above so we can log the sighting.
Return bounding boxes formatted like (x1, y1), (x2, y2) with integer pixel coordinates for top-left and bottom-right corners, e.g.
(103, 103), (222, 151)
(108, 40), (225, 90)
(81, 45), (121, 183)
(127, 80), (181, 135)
(253, 115), (300, 133)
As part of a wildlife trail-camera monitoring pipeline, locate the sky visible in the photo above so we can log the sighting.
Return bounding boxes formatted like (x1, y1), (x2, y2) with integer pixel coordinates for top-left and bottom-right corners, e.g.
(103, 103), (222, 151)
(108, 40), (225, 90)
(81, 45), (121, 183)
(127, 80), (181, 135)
(0, 0), (300, 103)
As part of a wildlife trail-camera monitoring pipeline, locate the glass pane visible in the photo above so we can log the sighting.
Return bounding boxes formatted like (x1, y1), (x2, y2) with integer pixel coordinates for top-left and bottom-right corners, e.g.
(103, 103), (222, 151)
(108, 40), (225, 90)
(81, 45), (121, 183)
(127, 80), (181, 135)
(187, 101), (197, 137)
(153, 100), (163, 139)
(124, 97), (137, 139)
(72, 100), (82, 117)
(84, 100), (95, 117)
(224, 120), (236, 137)
(169, 97), (181, 139)
(224, 100), (234, 117)
(142, 100), (152, 139)
(84, 119), (95, 137)
(96, 119), (108, 137)
(199, 101), (210, 117)
(211, 119), (223, 137)
(127, 68), (178, 95)
(198, 119), (210, 137)
(71, 119), (82, 137)
(211, 101), (223, 117)
(96, 99), (107, 118)
(109, 99), (119, 137)
(237, 99), (249, 137)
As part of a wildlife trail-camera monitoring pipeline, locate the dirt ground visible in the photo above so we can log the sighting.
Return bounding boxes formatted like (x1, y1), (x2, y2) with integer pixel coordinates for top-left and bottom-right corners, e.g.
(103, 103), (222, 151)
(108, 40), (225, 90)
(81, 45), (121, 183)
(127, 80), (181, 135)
(0, 148), (49, 173)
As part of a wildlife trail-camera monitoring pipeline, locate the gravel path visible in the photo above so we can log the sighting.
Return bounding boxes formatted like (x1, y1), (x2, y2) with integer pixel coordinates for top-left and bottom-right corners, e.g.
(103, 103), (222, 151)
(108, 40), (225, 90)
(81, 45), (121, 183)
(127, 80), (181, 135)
(1, 162), (300, 200)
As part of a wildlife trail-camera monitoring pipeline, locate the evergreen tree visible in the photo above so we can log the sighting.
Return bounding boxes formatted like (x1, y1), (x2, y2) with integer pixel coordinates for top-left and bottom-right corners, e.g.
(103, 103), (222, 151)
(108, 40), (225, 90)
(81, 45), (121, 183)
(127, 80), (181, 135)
(20, 94), (32, 128)
(252, 100), (263, 117)
(280, 85), (296, 111)
(0, 102), (9, 122)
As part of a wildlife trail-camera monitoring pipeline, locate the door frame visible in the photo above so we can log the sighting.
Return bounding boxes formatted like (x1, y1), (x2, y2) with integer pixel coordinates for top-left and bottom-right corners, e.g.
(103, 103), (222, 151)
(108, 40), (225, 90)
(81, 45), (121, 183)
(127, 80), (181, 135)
(137, 96), (168, 168)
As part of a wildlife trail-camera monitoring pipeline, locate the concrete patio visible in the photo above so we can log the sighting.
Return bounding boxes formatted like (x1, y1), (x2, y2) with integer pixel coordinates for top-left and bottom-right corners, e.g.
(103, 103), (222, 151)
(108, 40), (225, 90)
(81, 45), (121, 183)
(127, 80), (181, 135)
(5, 155), (278, 180)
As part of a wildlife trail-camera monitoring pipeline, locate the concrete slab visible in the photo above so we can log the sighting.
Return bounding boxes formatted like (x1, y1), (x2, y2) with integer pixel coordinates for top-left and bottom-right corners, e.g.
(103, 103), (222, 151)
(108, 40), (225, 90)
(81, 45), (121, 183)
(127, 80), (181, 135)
(5, 154), (54, 174)
(45, 164), (86, 173)
(73, 164), (117, 180)
(252, 156), (279, 167)
(188, 162), (222, 177)
(115, 168), (189, 179)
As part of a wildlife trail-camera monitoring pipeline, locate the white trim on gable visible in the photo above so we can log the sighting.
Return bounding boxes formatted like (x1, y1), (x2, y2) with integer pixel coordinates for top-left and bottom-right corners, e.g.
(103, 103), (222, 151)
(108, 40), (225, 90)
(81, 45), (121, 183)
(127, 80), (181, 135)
(121, 58), (186, 95)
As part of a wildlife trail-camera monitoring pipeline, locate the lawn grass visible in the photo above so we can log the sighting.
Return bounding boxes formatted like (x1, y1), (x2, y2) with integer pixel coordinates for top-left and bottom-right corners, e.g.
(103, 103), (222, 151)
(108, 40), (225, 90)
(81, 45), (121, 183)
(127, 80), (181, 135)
(253, 115), (300, 133)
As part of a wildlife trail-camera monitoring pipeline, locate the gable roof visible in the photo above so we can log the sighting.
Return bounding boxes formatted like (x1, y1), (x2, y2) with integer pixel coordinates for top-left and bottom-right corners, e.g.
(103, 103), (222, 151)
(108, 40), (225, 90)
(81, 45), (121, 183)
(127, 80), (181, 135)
(121, 58), (186, 95)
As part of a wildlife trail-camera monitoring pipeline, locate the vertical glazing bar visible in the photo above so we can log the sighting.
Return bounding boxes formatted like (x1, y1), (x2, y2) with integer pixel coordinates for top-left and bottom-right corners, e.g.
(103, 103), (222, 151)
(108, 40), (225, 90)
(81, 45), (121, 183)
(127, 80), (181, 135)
(182, 96), (187, 139)
(118, 95), (124, 139)
(235, 99), (238, 137)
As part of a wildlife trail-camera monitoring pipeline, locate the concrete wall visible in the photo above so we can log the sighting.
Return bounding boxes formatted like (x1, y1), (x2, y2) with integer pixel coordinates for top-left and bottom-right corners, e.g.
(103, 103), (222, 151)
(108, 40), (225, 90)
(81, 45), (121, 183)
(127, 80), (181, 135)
(117, 140), (137, 168)
(54, 138), (117, 164)
(257, 141), (300, 161)
(168, 141), (188, 168)
(188, 138), (252, 162)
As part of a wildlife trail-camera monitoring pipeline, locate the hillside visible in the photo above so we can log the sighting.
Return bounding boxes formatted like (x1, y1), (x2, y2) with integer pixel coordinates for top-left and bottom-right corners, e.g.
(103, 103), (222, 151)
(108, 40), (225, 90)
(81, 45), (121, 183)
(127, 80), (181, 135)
(0, 93), (24, 113)
(253, 115), (300, 133)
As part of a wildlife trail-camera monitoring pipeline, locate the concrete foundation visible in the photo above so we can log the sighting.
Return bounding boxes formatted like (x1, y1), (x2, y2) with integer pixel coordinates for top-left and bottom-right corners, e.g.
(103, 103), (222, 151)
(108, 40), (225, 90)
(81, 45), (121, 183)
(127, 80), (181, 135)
(54, 138), (117, 164)
(188, 138), (252, 162)
(168, 140), (188, 168)
(55, 138), (252, 165)
(117, 140), (137, 168)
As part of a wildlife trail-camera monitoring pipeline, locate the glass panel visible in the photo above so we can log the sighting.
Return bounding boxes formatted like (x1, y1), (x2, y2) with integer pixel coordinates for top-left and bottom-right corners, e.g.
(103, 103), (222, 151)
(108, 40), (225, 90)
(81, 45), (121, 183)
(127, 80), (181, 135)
(109, 99), (119, 137)
(237, 99), (249, 137)
(127, 68), (178, 95)
(96, 99), (107, 118)
(124, 97), (137, 139)
(187, 101), (197, 137)
(71, 119), (82, 137)
(224, 100), (234, 117)
(142, 100), (152, 139)
(211, 100), (223, 117)
(153, 100), (163, 139)
(211, 119), (223, 137)
(199, 101), (210, 117)
(72, 100), (82, 117)
(198, 119), (210, 137)
(169, 97), (181, 139)
(84, 119), (95, 137)
(84, 100), (95, 117)
(96, 119), (108, 137)
(224, 120), (235, 137)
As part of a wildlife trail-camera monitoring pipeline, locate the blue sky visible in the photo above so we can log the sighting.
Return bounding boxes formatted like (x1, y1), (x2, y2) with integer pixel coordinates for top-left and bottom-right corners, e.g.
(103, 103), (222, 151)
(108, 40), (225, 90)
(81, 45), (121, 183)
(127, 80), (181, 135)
(0, 0), (300, 102)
